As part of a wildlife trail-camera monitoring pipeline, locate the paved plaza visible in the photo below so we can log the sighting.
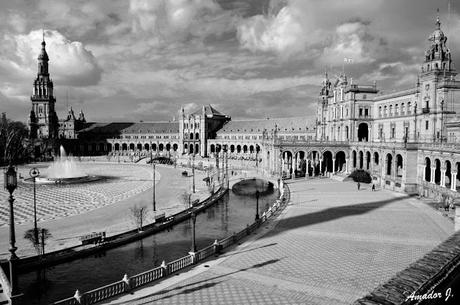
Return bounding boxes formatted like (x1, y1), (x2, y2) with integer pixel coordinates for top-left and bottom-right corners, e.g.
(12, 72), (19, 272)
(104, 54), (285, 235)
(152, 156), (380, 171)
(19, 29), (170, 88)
(105, 178), (454, 305)
(0, 162), (208, 259)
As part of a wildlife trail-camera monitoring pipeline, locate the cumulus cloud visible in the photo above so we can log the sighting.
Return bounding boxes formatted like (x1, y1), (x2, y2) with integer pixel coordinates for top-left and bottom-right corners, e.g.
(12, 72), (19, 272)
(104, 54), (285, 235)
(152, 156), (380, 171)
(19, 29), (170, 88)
(129, 0), (233, 42)
(3, 29), (102, 86)
(321, 20), (377, 65)
(237, 5), (306, 55)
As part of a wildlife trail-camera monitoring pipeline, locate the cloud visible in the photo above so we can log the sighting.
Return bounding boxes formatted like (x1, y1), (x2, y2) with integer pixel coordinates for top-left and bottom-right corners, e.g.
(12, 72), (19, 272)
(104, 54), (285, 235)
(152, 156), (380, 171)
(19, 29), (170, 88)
(321, 20), (377, 65)
(237, 4), (310, 56)
(3, 29), (102, 86)
(129, 0), (234, 43)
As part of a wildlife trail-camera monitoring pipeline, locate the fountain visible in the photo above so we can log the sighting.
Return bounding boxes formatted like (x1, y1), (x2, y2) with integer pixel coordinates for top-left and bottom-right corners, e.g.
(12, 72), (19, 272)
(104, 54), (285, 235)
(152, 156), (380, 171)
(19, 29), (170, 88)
(35, 146), (97, 184)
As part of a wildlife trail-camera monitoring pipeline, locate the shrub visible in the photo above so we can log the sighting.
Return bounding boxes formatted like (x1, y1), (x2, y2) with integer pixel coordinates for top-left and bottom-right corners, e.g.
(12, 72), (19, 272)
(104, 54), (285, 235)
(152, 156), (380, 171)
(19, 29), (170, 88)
(349, 169), (372, 183)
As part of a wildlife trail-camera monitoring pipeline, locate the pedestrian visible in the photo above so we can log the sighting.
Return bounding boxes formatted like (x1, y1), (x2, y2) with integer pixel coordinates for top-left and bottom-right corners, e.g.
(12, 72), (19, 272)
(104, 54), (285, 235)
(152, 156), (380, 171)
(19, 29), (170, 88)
(372, 183), (375, 191)
(357, 182), (361, 190)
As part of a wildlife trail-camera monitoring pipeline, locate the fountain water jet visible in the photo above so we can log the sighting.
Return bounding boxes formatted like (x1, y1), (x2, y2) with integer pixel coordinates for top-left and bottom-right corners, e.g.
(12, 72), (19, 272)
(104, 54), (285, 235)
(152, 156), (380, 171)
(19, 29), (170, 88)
(35, 146), (97, 184)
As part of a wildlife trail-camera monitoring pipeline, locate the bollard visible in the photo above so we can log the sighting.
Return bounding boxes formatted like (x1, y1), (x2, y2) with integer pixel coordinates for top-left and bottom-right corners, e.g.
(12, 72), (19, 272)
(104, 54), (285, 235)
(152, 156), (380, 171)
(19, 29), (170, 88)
(74, 289), (82, 304)
(122, 274), (131, 293)
(213, 239), (221, 255)
(189, 251), (197, 264)
(160, 260), (168, 277)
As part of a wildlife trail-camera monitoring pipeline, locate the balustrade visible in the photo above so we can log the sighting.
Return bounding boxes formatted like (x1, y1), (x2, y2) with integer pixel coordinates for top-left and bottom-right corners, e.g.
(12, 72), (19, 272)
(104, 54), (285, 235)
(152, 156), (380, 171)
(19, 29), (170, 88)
(53, 183), (290, 305)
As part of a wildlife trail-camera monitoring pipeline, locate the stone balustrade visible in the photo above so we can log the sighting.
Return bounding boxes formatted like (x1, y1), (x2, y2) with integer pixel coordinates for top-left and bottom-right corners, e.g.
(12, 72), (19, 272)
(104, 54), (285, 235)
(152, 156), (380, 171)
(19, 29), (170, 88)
(52, 182), (289, 305)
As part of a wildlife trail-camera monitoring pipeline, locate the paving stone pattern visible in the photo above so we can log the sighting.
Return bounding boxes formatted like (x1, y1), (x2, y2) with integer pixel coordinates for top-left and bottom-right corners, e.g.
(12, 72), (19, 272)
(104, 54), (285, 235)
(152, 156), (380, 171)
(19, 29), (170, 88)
(109, 179), (454, 305)
(0, 163), (152, 227)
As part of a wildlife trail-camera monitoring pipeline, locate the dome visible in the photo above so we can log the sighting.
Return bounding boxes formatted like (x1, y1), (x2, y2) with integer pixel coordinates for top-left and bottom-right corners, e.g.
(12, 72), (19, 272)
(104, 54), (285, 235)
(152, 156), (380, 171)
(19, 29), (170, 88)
(38, 40), (49, 61)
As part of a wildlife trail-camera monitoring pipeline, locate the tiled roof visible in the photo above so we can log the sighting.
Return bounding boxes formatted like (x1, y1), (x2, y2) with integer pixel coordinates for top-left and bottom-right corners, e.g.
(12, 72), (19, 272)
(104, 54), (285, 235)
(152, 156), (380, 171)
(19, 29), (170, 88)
(217, 117), (314, 134)
(77, 122), (179, 135)
(121, 122), (179, 133)
(191, 105), (228, 117)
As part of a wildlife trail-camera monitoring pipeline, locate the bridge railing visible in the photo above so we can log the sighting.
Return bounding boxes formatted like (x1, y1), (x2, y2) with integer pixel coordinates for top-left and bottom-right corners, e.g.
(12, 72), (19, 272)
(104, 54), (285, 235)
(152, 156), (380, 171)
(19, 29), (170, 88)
(53, 182), (290, 305)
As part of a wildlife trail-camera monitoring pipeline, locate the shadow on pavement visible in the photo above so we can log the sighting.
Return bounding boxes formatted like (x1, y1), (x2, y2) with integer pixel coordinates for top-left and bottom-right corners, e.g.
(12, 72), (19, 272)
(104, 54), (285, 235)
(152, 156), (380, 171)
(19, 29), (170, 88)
(131, 258), (283, 304)
(261, 192), (417, 239)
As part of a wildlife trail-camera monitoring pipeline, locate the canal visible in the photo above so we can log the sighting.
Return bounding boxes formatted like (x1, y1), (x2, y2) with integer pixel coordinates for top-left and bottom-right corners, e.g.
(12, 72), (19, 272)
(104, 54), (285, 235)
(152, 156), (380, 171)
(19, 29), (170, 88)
(18, 187), (279, 304)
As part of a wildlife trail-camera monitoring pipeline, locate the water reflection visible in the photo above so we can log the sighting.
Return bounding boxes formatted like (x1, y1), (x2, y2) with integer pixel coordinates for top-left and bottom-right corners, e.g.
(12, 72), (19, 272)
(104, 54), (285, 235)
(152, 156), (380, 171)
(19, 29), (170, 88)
(18, 188), (278, 304)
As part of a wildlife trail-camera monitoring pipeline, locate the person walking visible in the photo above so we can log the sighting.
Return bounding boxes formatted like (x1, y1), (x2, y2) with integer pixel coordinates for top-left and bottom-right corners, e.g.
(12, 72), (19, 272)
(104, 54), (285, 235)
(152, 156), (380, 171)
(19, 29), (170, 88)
(372, 183), (375, 191)
(357, 182), (361, 190)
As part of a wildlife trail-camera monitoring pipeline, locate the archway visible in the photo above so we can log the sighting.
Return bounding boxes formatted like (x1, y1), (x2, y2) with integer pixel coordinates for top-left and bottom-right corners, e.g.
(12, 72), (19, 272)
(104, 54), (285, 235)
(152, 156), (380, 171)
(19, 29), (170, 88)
(210, 144), (215, 153)
(230, 145), (235, 153)
(137, 143), (142, 151)
(386, 154), (392, 176)
(184, 143), (188, 154)
(249, 145), (254, 154)
(152, 143), (157, 151)
(366, 151), (371, 170)
(396, 154), (403, 177)
(166, 143), (171, 151)
(159, 143), (164, 151)
(323, 151), (333, 173)
(335, 151), (346, 172)
(173, 143), (178, 151)
(374, 152), (379, 166)
(122, 143), (127, 151)
(236, 145), (241, 153)
(129, 143), (135, 151)
(144, 143), (150, 151)
(358, 123), (369, 142)
(352, 150), (357, 168)
(189, 144), (194, 154)
(115, 143), (120, 151)
(424, 157), (431, 182)
(359, 151), (364, 169)
(195, 144), (199, 154)
(445, 160), (452, 188)
(434, 159), (441, 185)
(243, 145), (248, 154)
(295, 151), (306, 177)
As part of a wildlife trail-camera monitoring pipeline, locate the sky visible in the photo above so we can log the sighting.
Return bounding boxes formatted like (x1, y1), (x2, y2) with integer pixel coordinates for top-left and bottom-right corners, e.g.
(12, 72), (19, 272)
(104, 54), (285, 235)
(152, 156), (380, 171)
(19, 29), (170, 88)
(0, 0), (459, 123)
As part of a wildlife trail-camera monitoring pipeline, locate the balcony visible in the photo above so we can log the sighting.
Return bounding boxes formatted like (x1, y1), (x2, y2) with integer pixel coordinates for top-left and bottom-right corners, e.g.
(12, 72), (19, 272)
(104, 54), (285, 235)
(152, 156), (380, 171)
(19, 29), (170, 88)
(422, 107), (430, 114)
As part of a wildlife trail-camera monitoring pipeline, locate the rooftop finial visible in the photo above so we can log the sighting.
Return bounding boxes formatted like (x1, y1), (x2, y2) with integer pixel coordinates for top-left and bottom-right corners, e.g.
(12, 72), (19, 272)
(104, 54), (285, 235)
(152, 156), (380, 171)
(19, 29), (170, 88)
(436, 8), (441, 30)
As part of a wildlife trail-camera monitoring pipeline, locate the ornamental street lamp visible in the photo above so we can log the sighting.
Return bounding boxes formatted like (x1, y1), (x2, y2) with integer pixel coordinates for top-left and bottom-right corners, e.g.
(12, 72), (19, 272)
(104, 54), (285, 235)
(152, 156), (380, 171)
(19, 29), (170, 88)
(4, 164), (19, 297)
(190, 210), (197, 253)
(255, 190), (260, 221)
(150, 148), (156, 212)
(29, 167), (40, 245)
(192, 154), (196, 193)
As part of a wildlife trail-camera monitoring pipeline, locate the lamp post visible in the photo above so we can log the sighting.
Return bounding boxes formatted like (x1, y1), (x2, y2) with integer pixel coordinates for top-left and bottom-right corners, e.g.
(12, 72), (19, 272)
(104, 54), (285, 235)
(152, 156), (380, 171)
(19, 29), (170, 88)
(255, 190), (260, 221)
(29, 167), (40, 245)
(151, 149), (156, 212)
(192, 154), (195, 193)
(4, 164), (19, 297)
(188, 194), (196, 253)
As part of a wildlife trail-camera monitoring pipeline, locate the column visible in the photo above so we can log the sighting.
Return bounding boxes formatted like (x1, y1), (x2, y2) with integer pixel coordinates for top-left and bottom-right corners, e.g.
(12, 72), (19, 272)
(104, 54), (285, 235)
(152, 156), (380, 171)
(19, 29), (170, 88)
(364, 153), (368, 170)
(345, 158), (349, 174)
(291, 155), (296, 178)
(441, 169), (446, 187)
(430, 167), (435, 184)
(332, 158), (336, 174)
(319, 159), (323, 175)
(422, 165), (426, 182)
(451, 172), (457, 191)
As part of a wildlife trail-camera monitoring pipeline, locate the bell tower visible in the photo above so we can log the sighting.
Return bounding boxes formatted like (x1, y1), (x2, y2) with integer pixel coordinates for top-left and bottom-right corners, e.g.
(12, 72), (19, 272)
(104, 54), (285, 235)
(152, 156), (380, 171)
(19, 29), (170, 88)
(29, 32), (58, 139)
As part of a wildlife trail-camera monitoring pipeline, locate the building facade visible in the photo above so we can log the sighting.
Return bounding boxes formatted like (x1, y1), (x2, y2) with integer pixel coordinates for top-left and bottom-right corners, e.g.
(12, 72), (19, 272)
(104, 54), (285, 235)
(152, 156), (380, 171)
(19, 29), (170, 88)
(26, 15), (460, 201)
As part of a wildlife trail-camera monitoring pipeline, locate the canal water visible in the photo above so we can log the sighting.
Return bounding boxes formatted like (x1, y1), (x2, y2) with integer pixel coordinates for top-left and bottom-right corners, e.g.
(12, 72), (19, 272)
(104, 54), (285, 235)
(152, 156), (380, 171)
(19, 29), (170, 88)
(18, 188), (279, 304)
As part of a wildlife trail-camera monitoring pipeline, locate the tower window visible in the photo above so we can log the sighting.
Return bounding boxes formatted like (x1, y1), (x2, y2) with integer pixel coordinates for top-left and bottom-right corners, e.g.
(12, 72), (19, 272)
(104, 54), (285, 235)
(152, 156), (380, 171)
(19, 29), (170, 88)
(425, 121), (429, 130)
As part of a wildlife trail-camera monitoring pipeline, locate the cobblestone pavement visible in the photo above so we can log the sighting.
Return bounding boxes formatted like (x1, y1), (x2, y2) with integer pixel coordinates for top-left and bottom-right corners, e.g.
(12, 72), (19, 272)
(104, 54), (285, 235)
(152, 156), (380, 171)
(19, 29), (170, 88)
(0, 163), (154, 227)
(0, 162), (209, 259)
(106, 178), (454, 305)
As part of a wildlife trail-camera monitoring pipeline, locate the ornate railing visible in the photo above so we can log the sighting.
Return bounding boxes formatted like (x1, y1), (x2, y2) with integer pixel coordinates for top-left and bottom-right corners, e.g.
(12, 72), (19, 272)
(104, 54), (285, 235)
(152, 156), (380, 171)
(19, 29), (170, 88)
(53, 182), (290, 305)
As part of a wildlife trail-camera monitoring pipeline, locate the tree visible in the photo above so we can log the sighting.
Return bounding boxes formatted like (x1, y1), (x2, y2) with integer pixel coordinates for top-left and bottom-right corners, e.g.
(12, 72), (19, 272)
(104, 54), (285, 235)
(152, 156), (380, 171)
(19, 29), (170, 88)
(0, 113), (33, 165)
(129, 205), (148, 232)
(24, 227), (52, 256)
(179, 190), (192, 208)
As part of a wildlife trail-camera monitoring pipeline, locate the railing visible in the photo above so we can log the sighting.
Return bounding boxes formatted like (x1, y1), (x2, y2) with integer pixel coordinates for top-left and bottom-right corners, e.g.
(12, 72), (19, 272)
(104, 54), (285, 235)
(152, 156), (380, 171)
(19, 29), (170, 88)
(53, 182), (290, 305)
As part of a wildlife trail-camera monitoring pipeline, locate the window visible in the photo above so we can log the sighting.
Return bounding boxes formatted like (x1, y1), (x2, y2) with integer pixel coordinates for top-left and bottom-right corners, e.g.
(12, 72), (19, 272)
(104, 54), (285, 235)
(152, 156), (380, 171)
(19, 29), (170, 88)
(364, 108), (369, 117)
(401, 103), (405, 115)
(407, 102), (411, 114)
(391, 126), (395, 138)
(359, 108), (363, 117)
(389, 105), (393, 116)
(379, 106), (382, 117)
(425, 121), (429, 130)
